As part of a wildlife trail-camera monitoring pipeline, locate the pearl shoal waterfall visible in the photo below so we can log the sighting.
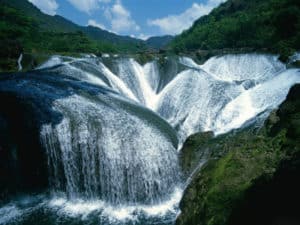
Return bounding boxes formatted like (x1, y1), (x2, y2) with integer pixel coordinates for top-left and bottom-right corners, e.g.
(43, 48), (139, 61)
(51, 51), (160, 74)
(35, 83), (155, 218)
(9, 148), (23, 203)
(0, 53), (299, 225)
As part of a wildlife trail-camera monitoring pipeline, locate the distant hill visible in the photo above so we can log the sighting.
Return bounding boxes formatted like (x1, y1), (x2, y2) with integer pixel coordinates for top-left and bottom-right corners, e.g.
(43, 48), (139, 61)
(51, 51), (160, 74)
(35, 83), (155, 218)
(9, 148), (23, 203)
(0, 0), (173, 71)
(81, 26), (145, 51)
(0, 0), (145, 48)
(146, 35), (174, 49)
(1, 0), (172, 50)
(0, 0), (117, 71)
(171, 0), (300, 60)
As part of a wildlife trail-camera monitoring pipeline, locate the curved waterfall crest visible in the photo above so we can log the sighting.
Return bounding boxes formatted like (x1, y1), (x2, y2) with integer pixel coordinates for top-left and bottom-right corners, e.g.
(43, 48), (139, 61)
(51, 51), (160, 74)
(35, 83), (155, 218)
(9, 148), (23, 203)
(39, 53), (299, 141)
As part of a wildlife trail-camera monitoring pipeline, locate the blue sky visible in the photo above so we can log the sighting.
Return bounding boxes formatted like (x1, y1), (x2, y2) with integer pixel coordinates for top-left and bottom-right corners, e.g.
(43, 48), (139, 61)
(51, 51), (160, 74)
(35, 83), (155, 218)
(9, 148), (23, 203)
(28, 0), (225, 39)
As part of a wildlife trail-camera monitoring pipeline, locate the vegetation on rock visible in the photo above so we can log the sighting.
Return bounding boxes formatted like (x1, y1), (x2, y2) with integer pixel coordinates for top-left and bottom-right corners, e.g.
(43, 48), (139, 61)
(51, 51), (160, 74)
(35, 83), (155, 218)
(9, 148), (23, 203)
(171, 0), (300, 61)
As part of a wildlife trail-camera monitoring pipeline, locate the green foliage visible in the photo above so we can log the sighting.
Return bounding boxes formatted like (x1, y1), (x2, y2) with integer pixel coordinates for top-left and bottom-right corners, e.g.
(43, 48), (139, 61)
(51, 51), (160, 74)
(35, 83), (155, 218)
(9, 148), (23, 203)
(179, 131), (214, 176)
(146, 35), (174, 49)
(171, 0), (300, 58)
(133, 53), (157, 65)
(25, 31), (118, 54)
(1, 0), (146, 50)
(177, 130), (288, 225)
(205, 133), (285, 225)
(0, 2), (145, 71)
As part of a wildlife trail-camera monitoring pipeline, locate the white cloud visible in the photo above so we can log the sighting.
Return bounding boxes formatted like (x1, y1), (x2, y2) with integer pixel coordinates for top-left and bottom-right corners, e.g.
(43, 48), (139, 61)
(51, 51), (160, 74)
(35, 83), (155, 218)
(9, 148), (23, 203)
(87, 19), (106, 30)
(28, 0), (58, 16)
(208, 0), (225, 5)
(67, 0), (110, 14)
(148, 0), (225, 35)
(129, 33), (150, 40)
(138, 33), (151, 40)
(104, 1), (140, 34)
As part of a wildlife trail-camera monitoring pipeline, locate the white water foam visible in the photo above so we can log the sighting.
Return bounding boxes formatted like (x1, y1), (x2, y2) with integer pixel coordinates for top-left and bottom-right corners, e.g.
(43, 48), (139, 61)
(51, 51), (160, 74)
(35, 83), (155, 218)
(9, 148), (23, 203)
(0, 205), (23, 224)
(97, 61), (139, 102)
(47, 187), (182, 221)
(155, 68), (244, 145)
(201, 54), (286, 82)
(0, 188), (182, 224)
(67, 64), (108, 87)
(37, 56), (64, 70)
(214, 69), (300, 134)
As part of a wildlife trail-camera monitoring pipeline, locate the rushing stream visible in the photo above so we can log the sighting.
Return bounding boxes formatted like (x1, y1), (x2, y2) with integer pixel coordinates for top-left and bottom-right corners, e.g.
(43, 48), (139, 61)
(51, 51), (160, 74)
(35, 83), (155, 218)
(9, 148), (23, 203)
(0, 53), (299, 225)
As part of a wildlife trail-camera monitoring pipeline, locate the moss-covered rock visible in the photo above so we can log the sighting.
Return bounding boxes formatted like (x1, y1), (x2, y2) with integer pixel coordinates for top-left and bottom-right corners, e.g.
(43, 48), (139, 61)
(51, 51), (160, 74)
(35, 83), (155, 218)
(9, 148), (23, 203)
(176, 84), (300, 225)
(179, 131), (214, 177)
(177, 131), (286, 225)
(21, 53), (51, 71)
(228, 151), (300, 225)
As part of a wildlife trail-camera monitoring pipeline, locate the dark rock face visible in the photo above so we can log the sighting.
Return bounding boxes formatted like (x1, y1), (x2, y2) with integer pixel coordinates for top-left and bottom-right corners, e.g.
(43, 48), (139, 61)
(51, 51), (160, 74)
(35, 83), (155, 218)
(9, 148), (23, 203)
(176, 84), (300, 225)
(0, 71), (88, 199)
(271, 84), (300, 141)
(228, 151), (300, 225)
(0, 93), (49, 200)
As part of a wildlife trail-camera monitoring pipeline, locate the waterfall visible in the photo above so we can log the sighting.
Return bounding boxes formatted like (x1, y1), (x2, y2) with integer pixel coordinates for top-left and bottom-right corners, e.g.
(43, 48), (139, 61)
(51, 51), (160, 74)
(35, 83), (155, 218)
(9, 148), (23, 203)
(28, 53), (300, 190)
(35, 53), (300, 150)
(159, 54), (299, 142)
(200, 54), (285, 82)
(33, 54), (300, 198)
(0, 53), (299, 224)
(40, 93), (179, 205)
(213, 69), (300, 134)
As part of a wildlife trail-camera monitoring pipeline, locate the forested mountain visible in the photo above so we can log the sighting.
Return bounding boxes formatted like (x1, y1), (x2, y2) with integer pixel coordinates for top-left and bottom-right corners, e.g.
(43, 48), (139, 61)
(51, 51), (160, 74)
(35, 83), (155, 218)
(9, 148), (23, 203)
(171, 0), (300, 59)
(0, 0), (175, 71)
(146, 35), (174, 49)
(1, 0), (145, 46)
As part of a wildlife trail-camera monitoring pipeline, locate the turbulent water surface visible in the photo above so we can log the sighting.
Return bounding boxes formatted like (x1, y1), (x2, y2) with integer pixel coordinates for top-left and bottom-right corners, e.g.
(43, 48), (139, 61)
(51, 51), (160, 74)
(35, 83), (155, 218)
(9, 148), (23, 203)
(0, 53), (299, 225)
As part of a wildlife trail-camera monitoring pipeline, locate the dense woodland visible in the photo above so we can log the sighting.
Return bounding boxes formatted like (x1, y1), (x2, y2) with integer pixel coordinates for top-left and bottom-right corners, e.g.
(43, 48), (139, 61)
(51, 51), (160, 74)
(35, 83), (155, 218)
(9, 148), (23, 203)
(0, 1), (147, 71)
(171, 0), (300, 60)
(0, 5), (118, 70)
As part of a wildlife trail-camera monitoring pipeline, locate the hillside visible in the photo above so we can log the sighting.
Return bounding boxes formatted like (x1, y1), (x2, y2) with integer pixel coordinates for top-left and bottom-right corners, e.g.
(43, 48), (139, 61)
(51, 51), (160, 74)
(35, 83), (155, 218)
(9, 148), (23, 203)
(0, 0), (158, 71)
(1, 0), (145, 47)
(171, 0), (300, 60)
(0, 3), (111, 71)
(146, 35), (174, 49)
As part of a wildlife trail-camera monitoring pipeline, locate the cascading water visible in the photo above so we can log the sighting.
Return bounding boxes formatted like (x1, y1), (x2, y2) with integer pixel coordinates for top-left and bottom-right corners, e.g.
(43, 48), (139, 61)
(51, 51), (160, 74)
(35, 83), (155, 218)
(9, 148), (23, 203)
(40, 94), (179, 204)
(0, 53), (299, 225)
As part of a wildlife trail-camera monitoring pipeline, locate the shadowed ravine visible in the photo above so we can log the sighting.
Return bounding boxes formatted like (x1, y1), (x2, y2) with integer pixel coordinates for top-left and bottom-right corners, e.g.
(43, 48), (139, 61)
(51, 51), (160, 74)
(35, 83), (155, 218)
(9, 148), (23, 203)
(0, 54), (299, 225)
